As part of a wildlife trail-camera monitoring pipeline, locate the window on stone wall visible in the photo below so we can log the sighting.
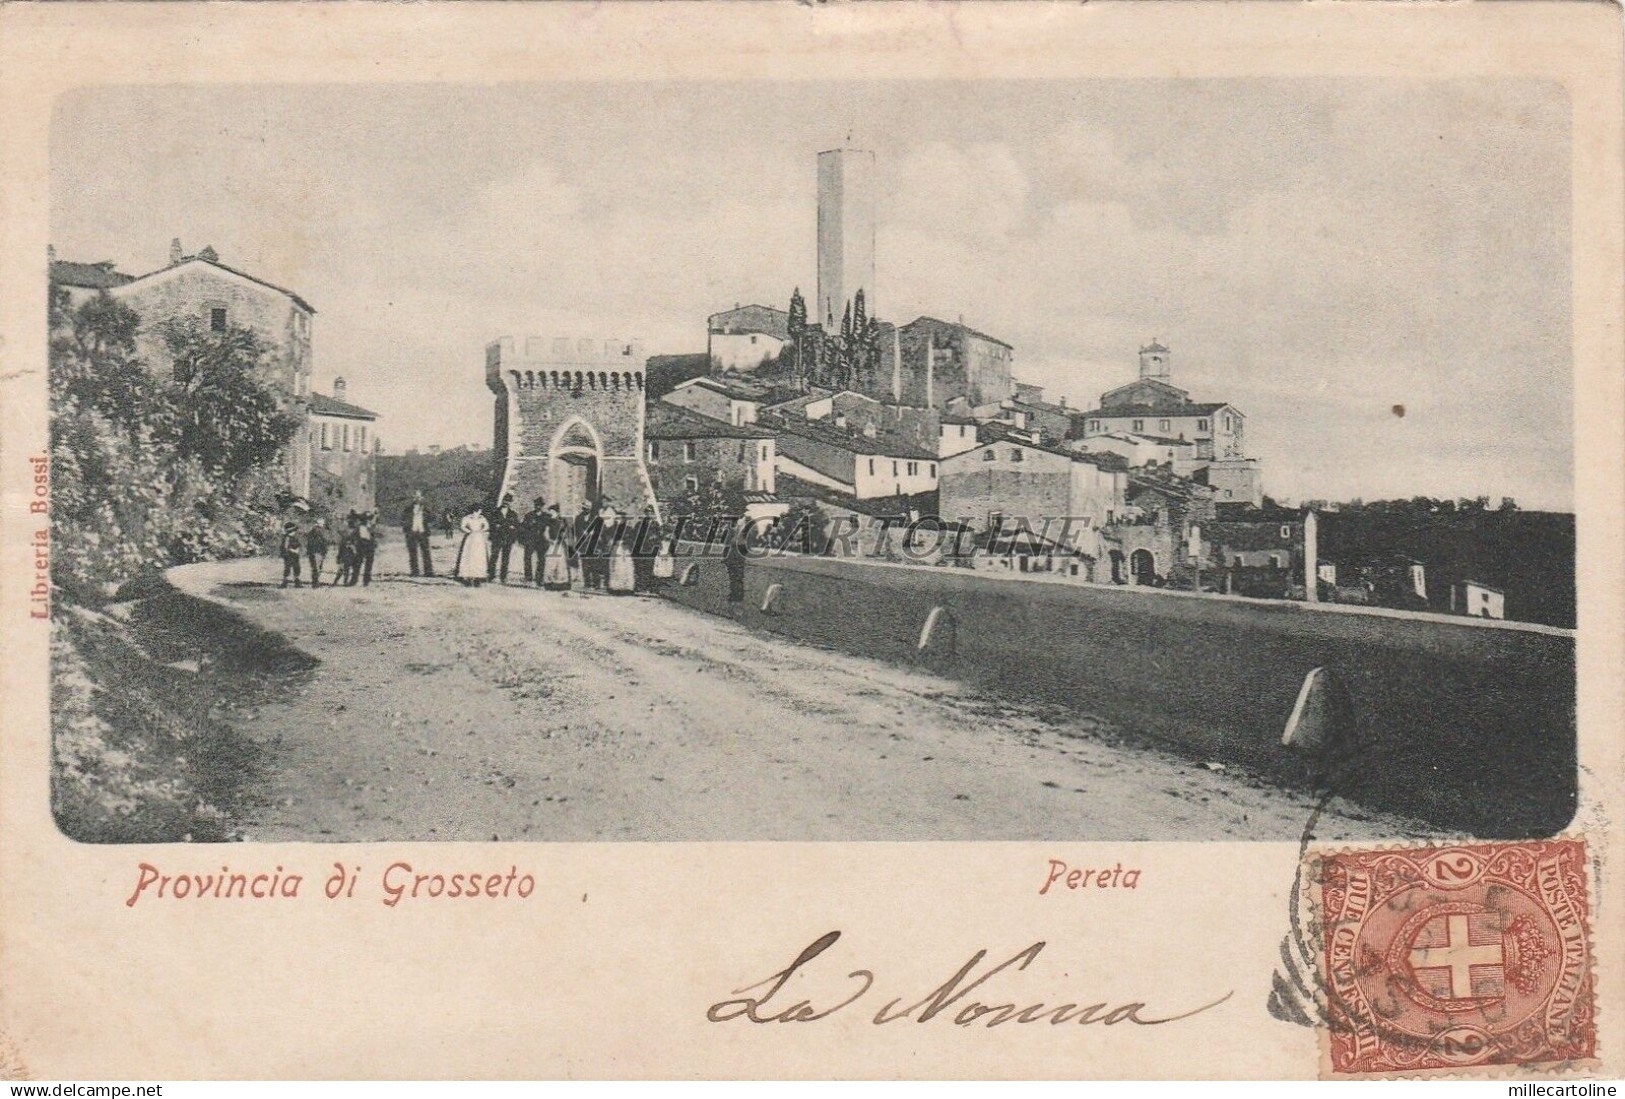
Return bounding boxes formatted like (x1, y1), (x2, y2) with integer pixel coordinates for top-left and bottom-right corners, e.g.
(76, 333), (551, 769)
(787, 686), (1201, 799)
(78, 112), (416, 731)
(647, 441), (660, 460)
(210, 307), (227, 332)
(359, 427), (367, 452)
(1160, 419), (1171, 433)
(982, 450), (994, 462)
(320, 423), (331, 451)
(1198, 419), (1209, 431)
(342, 424), (352, 452)
(684, 442), (696, 462)
(684, 476), (699, 493)
(738, 444), (747, 461)
(929, 463), (937, 477)
(1132, 420), (1144, 432)
(1010, 449), (1023, 463)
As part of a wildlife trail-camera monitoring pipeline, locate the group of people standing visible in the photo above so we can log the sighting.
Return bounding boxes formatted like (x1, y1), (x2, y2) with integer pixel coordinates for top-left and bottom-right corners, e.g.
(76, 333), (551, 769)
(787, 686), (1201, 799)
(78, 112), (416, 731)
(450, 493), (672, 596)
(280, 490), (746, 602)
(277, 510), (379, 588)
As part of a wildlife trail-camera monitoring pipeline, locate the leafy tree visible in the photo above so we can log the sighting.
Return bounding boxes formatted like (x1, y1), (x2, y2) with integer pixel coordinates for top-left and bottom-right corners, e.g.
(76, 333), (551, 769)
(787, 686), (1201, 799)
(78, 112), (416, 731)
(49, 294), (296, 602)
(159, 318), (299, 480)
(663, 477), (750, 544)
(776, 499), (829, 554)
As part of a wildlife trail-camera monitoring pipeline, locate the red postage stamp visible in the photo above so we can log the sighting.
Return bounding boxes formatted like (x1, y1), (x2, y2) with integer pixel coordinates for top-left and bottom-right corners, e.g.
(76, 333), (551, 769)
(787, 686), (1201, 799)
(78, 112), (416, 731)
(1314, 839), (1595, 1076)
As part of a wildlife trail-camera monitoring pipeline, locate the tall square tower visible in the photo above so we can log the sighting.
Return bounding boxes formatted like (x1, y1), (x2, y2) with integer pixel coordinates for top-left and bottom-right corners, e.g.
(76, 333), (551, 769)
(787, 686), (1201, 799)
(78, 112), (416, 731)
(816, 148), (876, 329)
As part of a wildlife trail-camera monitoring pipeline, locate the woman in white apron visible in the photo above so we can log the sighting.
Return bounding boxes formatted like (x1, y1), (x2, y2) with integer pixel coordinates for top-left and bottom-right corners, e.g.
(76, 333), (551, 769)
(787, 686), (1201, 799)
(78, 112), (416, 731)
(540, 505), (571, 591)
(607, 515), (636, 595)
(454, 508), (490, 586)
(652, 533), (676, 584)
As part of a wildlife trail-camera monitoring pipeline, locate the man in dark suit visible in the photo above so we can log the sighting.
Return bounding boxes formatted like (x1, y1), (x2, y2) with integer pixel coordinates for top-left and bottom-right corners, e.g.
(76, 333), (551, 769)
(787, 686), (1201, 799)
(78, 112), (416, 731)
(518, 496), (548, 584)
(401, 490), (435, 577)
(354, 510), (378, 587)
(487, 493), (521, 582)
(573, 501), (602, 590)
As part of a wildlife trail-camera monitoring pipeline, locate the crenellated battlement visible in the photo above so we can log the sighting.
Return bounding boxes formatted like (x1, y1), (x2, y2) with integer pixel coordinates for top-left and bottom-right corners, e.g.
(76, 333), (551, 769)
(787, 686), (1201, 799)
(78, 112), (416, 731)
(492, 365), (646, 394)
(484, 333), (657, 518)
(484, 336), (643, 393)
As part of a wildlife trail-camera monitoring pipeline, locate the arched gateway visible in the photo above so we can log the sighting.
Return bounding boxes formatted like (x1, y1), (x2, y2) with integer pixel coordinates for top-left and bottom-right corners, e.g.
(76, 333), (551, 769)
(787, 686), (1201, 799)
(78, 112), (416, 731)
(485, 336), (659, 518)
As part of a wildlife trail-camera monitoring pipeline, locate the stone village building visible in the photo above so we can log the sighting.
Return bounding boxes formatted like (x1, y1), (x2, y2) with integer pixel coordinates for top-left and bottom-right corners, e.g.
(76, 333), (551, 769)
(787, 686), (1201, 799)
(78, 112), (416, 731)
(486, 336), (659, 519)
(770, 417), (940, 501)
(1073, 341), (1262, 508)
(938, 436), (1128, 579)
(643, 403), (777, 510)
(307, 377), (380, 517)
(51, 239), (327, 503)
(707, 304), (791, 373)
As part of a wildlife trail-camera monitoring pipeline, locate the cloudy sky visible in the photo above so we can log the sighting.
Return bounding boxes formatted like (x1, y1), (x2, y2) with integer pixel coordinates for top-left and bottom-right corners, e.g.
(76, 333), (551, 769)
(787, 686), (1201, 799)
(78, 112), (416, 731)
(51, 79), (1571, 508)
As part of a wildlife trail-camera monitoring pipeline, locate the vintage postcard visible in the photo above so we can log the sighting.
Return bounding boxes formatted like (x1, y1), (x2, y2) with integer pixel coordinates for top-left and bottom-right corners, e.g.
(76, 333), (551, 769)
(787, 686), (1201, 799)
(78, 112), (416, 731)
(0, 1), (1620, 1081)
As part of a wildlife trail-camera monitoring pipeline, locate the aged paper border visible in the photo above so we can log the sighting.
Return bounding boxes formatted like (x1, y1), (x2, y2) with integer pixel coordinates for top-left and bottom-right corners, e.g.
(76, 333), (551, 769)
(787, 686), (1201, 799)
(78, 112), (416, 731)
(1, 2), (1620, 1079)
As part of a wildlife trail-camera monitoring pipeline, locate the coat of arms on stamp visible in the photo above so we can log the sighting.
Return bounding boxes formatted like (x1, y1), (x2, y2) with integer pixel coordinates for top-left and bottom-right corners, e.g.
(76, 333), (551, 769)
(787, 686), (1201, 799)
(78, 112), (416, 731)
(1314, 839), (1595, 1076)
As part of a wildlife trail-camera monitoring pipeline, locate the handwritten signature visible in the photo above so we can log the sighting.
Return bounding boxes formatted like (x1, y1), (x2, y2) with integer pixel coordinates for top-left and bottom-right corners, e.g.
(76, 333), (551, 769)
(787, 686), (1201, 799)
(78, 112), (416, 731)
(708, 931), (1232, 1028)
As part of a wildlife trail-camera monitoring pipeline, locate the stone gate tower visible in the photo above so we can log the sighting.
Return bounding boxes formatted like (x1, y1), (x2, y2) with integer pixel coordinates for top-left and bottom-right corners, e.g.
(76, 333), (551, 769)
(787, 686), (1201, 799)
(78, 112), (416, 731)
(485, 336), (658, 519)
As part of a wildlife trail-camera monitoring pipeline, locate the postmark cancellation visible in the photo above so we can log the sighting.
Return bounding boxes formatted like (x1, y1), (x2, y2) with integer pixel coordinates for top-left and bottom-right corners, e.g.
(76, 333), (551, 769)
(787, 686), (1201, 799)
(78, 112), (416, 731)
(1312, 838), (1596, 1077)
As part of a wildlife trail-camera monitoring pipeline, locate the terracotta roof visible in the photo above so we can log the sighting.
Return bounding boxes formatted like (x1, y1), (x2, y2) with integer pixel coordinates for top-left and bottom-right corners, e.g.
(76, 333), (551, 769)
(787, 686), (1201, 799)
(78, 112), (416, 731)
(708, 304), (791, 342)
(676, 374), (800, 404)
(1082, 401), (1232, 419)
(771, 416), (937, 461)
(645, 403), (775, 440)
(308, 392), (378, 420)
(1008, 397), (1073, 417)
(774, 473), (938, 519)
(763, 387), (836, 414)
(125, 254), (317, 314)
(901, 315), (1013, 351)
(645, 353), (711, 398)
(49, 259), (134, 290)
(1100, 378), (1190, 406)
(950, 435), (1127, 471)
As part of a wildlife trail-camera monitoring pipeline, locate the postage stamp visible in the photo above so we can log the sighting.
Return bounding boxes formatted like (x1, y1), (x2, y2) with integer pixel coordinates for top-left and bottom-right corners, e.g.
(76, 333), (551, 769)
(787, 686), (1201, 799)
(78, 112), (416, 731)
(1313, 839), (1596, 1077)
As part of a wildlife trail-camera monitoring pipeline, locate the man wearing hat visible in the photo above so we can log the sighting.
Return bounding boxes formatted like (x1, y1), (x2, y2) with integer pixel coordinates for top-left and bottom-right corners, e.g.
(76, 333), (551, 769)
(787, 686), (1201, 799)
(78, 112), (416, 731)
(305, 517), (330, 588)
(400, 489), (435, 578)
(487, 492), (521, 583)
(354, 509), (378, 587)
(518, 496), (549, 585)
(279, 521), (304, 588)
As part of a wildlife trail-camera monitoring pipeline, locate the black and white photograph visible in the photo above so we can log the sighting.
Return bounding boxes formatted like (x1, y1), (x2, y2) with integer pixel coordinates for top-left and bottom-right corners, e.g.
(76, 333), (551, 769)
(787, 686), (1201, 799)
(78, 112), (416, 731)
(47, 77), (1576, 846)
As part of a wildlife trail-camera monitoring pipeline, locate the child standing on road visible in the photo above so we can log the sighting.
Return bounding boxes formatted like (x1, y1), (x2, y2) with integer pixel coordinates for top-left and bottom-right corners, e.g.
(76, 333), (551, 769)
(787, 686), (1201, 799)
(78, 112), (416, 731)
(306, 518), (330, 588)
(337, 513), (360, 586)
(279, 522), (303, 588)
(354, 510), (378, 587)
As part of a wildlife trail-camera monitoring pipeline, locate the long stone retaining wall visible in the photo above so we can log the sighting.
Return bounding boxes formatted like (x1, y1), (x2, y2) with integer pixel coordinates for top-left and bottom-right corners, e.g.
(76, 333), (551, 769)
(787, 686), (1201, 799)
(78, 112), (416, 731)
(661, 552), (1575, 838)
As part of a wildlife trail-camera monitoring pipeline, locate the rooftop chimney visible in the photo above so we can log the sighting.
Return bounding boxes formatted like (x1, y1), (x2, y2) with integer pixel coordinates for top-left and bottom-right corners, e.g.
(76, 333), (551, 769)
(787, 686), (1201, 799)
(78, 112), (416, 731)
(333, 377), (347, 399)
(170, 238), (184, 265)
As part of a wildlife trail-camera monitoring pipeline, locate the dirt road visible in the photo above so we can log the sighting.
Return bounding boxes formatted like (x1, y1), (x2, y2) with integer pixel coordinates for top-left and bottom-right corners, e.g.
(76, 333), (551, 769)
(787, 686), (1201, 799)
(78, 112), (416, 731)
(167, 539), (1432, 842)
